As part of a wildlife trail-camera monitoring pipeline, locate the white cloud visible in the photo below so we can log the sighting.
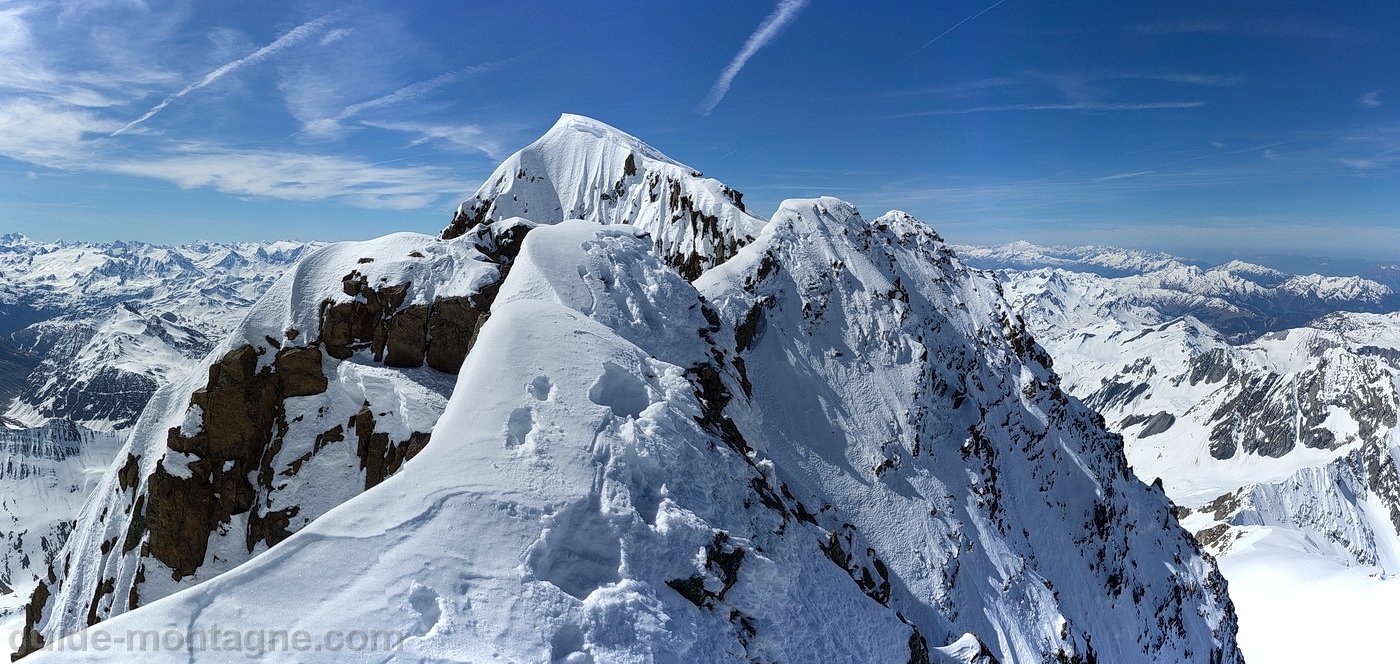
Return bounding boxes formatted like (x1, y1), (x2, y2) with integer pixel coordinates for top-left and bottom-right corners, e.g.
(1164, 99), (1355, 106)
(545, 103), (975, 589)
(107, 147), (464, 209)
(882, 69), (1233, 117)
(1129, 72), (1242, 86)
(0, 4), (176, 108)
(698, 0), (811, 115)
(1358, 90), (1383, 109)
(320, 29), (351, 46)
(1133, 18), (1361, 41)
(1133, 19), (1231, 35)
(0, 99), (122, 167)
(1337, 157), (1381, 171)
(0, 3), (486, 211)
(0, 97), (463, 208)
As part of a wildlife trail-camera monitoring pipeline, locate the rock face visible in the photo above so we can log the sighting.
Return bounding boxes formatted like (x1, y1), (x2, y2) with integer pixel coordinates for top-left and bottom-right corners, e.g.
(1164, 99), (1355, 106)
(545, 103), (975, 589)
(320, 270), (491, 372)
(441, 114), (767, 280)
(19, 118), (1238, 663)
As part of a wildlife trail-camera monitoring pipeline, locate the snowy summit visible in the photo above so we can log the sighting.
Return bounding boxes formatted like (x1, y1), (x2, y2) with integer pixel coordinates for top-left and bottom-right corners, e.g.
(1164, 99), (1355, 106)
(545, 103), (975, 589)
(13, 116), (1239, 663)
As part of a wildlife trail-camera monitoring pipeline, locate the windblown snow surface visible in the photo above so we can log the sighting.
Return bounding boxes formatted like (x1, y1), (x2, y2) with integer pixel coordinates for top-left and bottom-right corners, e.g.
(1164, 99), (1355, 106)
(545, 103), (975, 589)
(19, 117), (1237, 663)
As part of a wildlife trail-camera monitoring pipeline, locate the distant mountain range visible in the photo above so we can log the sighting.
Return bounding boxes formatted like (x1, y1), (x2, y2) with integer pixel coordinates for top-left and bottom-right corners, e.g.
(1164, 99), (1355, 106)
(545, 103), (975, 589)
(960, 241), (1400, 659)
(0, 235), (318, 431)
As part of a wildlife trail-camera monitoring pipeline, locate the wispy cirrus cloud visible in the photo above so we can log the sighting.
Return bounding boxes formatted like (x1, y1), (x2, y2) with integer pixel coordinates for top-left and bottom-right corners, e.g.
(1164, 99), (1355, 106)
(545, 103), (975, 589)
(884, 101), (1206, 119)
(113, 12), (340, 135)
(108, 146), (464, 209)
(1132, 19), (1231, 35)
(698, 0), (812, 116)
(1133, 17), (1365, 41)
(0, 99), (465, 208)
(1129, 72), (1242, 86)
(0, 2), (496, 211)
(1096, 169), (1157, 182)
(0, 4), (178, 109)
(360, 120), (504, 158)
(1358, 90), (1383, 109)
(304, 60), (508, 137)
(880, 68), (1236, 118)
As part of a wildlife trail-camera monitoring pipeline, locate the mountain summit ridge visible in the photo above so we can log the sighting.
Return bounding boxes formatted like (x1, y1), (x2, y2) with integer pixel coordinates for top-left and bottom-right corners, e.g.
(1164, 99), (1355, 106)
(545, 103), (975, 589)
(17, 116), (1238, 663)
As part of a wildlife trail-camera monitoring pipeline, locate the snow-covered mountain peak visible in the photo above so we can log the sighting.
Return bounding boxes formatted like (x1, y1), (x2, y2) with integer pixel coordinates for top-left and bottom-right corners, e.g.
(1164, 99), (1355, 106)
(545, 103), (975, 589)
(15, 124), (1240, 662)
(0, 233), (31, 248)
(24, 201), (1240, 662)
(543, 113), (680, 165)
(442, 114), (765, 280)
(1277, 273), (1393, 302)
(1207, 260), (1288, 287)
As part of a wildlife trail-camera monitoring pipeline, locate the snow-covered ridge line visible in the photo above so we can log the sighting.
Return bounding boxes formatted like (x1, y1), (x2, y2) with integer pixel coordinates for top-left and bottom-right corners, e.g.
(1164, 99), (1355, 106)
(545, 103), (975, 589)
(14, 229), (520, 654)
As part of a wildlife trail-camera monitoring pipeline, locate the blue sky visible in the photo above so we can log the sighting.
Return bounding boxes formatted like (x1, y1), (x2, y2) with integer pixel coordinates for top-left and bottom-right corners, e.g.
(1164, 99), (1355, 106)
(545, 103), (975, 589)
(0, 0), (1396, 261)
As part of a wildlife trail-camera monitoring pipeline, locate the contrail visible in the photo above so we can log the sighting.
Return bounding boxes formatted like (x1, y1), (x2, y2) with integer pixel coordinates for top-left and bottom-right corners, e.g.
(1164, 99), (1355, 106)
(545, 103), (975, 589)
(113, 13), (337, 136)
(303, 60), (508, 137)
(337, 61), (505, 124)
(698, 0), (812, 116)
(902, 0), (1008, 62)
